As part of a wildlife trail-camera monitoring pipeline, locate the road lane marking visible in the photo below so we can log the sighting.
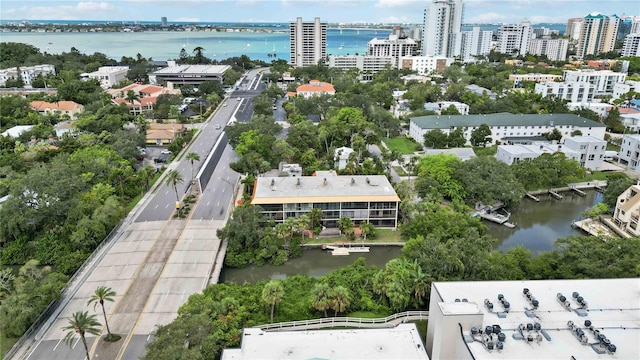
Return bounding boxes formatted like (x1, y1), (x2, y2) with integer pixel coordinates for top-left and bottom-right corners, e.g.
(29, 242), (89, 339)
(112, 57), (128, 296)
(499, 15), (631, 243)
(165, 204), (169, 208)
(154, 204), (158, 210)
(72, 337), (80, 349)
(216, 201), (220, 206)
(222, 188), (225, 193)
(206, 201), (210, 207)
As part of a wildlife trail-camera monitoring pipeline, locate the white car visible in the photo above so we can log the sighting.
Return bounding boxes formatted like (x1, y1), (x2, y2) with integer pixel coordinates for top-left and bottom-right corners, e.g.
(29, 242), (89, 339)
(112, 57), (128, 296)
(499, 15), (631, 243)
(215, 124), (221, 130)
(237, 97), (241, 101)
(223, 103), (227, 107)
(160, 149), (172, 155)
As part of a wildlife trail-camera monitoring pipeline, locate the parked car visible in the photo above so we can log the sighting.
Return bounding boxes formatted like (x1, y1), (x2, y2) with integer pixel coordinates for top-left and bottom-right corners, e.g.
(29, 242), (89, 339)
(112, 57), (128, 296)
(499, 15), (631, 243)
(160, 149), (172, 155)
(215, 124), (221, 130)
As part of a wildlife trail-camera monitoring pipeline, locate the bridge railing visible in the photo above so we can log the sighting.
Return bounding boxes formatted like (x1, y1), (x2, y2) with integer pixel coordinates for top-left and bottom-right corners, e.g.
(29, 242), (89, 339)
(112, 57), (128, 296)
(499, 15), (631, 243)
(256, 311), (429, 331)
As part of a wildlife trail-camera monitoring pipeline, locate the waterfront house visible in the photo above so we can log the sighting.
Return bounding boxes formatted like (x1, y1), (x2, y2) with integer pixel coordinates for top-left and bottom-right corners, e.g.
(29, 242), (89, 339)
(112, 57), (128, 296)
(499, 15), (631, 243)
(613, 184), (640, 236)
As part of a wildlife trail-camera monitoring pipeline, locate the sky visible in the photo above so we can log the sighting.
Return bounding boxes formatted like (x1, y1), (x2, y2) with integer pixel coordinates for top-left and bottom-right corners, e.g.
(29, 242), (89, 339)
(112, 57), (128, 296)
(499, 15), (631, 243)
(0, 0), (637, 24)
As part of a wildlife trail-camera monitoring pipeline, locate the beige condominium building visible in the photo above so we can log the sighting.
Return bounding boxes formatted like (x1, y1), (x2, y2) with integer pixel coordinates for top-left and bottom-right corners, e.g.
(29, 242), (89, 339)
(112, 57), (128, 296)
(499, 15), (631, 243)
(290, 17), (327, 67)
(251, 172), (400, 229)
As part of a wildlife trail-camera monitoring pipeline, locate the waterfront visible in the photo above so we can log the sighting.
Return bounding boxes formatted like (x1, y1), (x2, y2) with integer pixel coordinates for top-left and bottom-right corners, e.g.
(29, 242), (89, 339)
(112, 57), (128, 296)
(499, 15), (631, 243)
(0, 28), (390, 63)
(223, 190), (602, 283)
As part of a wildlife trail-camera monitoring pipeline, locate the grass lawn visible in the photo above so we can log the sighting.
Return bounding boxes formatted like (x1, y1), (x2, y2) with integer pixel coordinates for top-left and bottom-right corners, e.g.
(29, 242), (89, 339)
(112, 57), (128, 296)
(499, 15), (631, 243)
(473, 145), (497, 156)
(347, 311), (392, 318)
(412, 320), (429, 344)
(1, 336), (19, 359)
(606, 142), (620, 151)
(576, 171), (611, 182)
(304, 228), (403, 245)
(393, 166), (407, 176)
(384, 137), (420, 155)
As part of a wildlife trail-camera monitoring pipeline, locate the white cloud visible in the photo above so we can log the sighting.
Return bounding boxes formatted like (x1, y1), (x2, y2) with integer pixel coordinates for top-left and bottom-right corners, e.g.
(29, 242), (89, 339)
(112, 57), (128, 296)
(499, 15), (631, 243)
(1, 2), (119, 20)
(466, 12), (508, 23)
(374, 0), (416, 8)
(174, 17), (201, 22)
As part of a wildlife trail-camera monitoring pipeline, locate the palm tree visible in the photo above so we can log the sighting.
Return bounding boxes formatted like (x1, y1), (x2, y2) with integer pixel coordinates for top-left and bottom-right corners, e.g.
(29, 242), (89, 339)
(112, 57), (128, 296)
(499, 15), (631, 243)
(262, 280), (285, 322)
(186, 152), (200, 185)
(193, 46), (206, 64)
(87, 286), (116, 341)
(165, 169), (184, 215)
(125, 90), (140, 112)
(139, 166), (156, 191)
(308, 208), (323, 236)
(337, 217), (354, 242)
(330, 286), (351, 316)
(359, 222), (375, 242)
(62, 311), (101, 360)
(310, 282), (331, 317)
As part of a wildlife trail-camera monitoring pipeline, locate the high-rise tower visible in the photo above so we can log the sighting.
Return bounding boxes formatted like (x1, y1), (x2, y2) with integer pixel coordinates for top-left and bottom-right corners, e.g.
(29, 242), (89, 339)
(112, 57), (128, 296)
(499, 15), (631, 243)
(422, 0), (464, 57)
(576, 13), (620, 58)
(290, 17), (327, 67)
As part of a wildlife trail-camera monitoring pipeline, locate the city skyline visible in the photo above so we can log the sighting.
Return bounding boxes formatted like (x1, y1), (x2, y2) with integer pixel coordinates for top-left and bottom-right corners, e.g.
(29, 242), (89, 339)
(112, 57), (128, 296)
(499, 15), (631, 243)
(0, 0), (638, 25)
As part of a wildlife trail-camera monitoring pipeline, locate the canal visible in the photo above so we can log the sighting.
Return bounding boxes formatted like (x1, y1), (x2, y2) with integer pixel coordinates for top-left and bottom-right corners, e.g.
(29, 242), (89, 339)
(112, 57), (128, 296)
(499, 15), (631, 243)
(221, 190), (602, 283)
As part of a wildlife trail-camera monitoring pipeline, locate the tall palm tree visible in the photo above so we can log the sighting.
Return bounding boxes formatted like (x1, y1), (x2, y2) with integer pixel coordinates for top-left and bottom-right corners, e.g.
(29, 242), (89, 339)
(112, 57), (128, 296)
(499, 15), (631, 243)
(186, 152), (200, 185)
(193, 46), (206, 64)
(62, 311), (101, 360)
(165, 169), (184, 215)
(262, 280), (285, 322)
(87, 286), (116, 340)
(310, 282), (331, 317)
(330, 286), (351, 316)
(125, 90), (140, 112)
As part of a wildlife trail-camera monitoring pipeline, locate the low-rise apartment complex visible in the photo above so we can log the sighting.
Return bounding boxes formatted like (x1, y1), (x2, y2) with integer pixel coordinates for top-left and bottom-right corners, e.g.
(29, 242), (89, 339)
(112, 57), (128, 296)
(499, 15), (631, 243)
(29, 100), (84, 120)
(409, 113), (605, 146)
(251, 172), (400, 229)
(497, 136), (605, 169)
(82, 66), (129, 89)
(0, 64), (55, 86)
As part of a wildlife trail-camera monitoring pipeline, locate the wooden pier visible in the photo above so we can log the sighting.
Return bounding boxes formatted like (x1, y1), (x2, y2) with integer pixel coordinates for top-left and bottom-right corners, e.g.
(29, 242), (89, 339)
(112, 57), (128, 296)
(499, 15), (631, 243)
(548, 190), (563, 200)
(571, 186), (586, 197)
(525, 193), (540, 202)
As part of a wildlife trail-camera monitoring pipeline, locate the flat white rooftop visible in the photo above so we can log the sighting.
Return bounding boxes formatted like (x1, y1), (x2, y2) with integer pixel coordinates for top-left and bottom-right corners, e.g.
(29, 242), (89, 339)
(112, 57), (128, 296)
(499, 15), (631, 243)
(152, 64), (231, 75)
(429, 278), (640, 360)
(251, 175), (400, 205)
(221, 323), (429, 360)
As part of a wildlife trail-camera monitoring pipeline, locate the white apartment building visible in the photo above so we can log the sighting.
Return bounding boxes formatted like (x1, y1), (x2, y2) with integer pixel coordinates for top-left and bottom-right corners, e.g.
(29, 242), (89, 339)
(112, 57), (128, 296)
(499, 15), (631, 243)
(621, 33), (640, 57)
(632, 16), (640, 33)
(618, 134), (640, 173)
(460, 26), (493, 62)
(422, 0), (464, 58)
(577, 13), (620, 58)
(562, 69), (626, 97)
(409, 113), (605, 146)
(534, 82), (595, 103)
(509, 73), (562, 82)
(527, 38), (569, 61)
(423, 101), (469, 115)
(496, 143), (581, 166)
(567, 102), (613, 119)
(563, 135), (607, 169)
(426, 279), (639, 360)
(612, 81), (640, 100)
(496, 21), (533, 56)
(83, 66), (129, 89)
(327, 55), (395, 79)
(613, 183), (640, 235)
(565, 17), (583, 41)
(367, 35), (417, 67)
(290, 17), (327, 67)
(399, 56), (454, 75)
(0, 64), (55, 86)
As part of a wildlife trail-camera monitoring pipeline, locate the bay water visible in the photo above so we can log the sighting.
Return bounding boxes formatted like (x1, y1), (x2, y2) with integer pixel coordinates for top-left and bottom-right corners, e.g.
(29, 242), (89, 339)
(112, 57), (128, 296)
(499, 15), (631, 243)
(0, 28), (390, 62)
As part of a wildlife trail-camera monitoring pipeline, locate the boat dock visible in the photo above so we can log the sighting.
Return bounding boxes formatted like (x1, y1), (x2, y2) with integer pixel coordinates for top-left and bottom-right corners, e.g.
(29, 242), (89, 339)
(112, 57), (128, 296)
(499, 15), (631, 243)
(570, 186), (586, 197)
(548, 190), (563, 200)
(322, 244), (371, 256)
(473, 202), (516, 228)
(525, 193), (540, 202)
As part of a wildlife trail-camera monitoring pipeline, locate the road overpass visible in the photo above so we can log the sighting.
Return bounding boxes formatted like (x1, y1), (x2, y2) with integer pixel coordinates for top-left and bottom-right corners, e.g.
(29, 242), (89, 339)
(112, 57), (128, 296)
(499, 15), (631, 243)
(16, 68), (266, 360)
